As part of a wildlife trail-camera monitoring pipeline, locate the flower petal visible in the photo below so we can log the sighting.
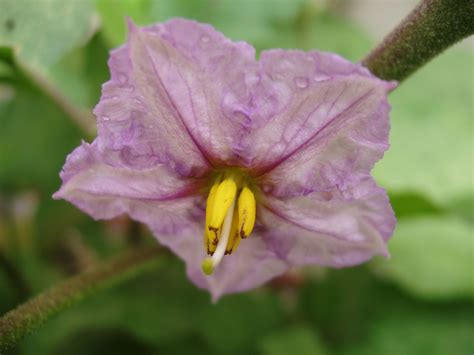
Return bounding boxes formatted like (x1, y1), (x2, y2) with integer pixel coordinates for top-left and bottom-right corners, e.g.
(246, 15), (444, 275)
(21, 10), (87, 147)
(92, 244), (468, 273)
(54, 141), (202, 235)
(259, 178), (396, 267)
(95, 19), (258, 173)
(244, 50), (395, 196)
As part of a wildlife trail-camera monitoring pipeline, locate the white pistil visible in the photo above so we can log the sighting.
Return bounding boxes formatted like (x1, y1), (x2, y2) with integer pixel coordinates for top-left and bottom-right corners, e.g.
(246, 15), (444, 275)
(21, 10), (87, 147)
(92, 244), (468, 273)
(212, 198), (236, 267)
(202, 198), (236, 275)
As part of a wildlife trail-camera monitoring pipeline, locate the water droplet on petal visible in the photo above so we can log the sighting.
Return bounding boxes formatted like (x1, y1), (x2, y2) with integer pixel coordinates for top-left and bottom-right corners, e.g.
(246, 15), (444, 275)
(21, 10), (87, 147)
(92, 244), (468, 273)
(306, 55), (315, 62)
(118, 73), (127, 84)
(233, 111), (251, 125)
(314, 73), (330, 82)
(200, 35), (210, 43)
(244, 73), (259, 86)
(295, 76), (309, 89)
(270, 72), (285, 81)
(102, 115), (110, 121)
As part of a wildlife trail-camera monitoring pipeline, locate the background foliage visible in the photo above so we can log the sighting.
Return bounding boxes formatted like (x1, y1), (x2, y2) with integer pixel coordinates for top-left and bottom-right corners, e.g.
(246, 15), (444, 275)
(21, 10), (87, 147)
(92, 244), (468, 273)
(0, 0), (472, 354)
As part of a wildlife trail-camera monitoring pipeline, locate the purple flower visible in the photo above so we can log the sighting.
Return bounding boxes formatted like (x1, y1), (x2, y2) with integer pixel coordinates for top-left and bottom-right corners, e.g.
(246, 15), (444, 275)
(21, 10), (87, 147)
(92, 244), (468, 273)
(54, 19), (396, 300)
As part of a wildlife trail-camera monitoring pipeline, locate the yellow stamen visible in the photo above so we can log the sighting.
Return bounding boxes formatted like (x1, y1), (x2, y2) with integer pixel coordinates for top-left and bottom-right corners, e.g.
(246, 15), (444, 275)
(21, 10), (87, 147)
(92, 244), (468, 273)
(204, 182), (219, 254)
(237, 186), (256, 239)
(225, 208), (240, 255)
(209, 178), (237, 232)
(201, 175), (257, 275)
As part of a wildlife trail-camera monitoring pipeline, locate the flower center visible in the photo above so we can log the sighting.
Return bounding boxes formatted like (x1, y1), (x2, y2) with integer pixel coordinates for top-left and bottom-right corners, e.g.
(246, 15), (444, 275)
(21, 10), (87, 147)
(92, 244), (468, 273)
(201, 173), (256, 276)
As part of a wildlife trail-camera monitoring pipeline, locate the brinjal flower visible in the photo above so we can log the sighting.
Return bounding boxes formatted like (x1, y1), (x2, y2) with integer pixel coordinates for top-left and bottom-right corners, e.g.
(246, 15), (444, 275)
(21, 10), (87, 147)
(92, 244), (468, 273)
(54, 19), (396, 300)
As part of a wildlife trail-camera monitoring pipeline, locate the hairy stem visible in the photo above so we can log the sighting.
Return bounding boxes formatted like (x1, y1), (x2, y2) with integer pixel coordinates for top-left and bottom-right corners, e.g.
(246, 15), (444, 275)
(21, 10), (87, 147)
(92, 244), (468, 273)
(362, 0), (474, 82)
(0, 245), (165, 351)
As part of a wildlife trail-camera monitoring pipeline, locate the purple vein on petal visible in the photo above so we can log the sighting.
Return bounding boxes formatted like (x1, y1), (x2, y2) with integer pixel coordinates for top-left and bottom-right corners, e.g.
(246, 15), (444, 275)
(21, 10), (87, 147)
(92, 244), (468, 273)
(255, 88), (374, 177)
(128, 20), (216, 168)
(260, 203), (350, 243)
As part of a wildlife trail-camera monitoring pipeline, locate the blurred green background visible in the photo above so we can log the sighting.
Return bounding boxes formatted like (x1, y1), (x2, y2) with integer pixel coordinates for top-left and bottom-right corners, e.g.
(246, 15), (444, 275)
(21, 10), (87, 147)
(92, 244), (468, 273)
(0, 0), (472, 354)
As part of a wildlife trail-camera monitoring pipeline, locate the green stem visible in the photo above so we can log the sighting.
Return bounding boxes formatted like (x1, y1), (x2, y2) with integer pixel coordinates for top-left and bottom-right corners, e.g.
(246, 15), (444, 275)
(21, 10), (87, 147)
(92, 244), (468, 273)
(362, 0), (474, 82)
(0, 245), (166, 351)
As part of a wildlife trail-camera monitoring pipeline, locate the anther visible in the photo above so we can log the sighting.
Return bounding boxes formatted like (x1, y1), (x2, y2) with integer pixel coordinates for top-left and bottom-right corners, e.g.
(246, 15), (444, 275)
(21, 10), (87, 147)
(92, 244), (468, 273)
(237, 186), (256, 239)
(201, 198), (236, 275)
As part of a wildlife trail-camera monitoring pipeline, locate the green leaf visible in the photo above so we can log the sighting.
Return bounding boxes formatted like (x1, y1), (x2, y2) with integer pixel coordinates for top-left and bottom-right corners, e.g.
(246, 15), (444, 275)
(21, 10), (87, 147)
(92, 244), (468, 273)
(299, 267), (378, 345)
(96, 0), (152, 47)
(339, 302), (474, 355)
(373, 50), (473, 208)
(0, 60), (14, 78)
(0, 79), (83, 191)
(96, 0), (307, 50)
(0, 271), (20, 315)
(48, 34), (110, 109)
(0, 1), (98, 136)
(0, 83), (15, 107)
(96, 0), (371, 59)
(300, 267), (474, 355)
(259, 325), (329, 355)
(200, 0), (306, 49)
(52, 329), (155, 355)
(296, 11), (373, 60)
(0, 0), (97, 74)
(388, 192), (443, 219)
(374, 215), (474, 299)
(194, 292), (283, 355)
